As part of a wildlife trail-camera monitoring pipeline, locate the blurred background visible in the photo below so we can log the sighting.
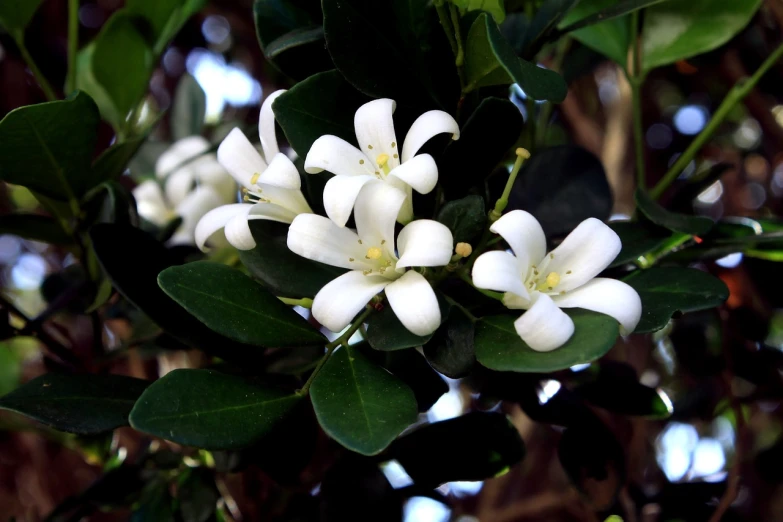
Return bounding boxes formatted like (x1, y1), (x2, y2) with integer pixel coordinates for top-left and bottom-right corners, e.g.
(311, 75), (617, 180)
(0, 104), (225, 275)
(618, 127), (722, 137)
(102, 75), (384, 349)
(2, 0), (783, 521)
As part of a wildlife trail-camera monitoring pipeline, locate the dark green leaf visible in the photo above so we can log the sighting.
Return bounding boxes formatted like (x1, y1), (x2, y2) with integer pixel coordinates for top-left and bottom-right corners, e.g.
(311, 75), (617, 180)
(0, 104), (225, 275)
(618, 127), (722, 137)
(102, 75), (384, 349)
(475, 309), (619, 373)
(265, 26), (324, 58)
(366, 304), (434, 351)
(238, 220), (347, 298)
(0, 213), (72, 245)
(623, 267), (729, 333)
(642, 0), (763, 72)
(126, 0), (206, 53)
(464, 13), (567, 101)
(450, 0), (505, 23)
(440, 97), (523, 198)
(130, 369), (301, 449)
(423, 306), (476, 378)
(171, 74), (206, 140)
(178, 468), (219, 522)
(635, 188), (714, 236)
(389, 412), (525, 487)
(132, 478), (175, 522)
(158, 261), (325, 347)
(91, 223), (265, 363)
(608, 221), (671, 267)
(0, 373), (149, 434)
(310, 344), (418, 455)
(558, 0), (630, 65)
(83, 180), (140, 227)
(322, 0), (458, 107)
(380, 349), (448, 412)
(0, 0), (44, 31)
(508, 145), (612, 238)
(573, 361), (672, 418)
(559, 0), (671, 34)
(92, 137), (152, 186)
(273, 70), (370, 158)
(517, 0), (579, 58)
(0, 92), (100, 201)
(436, 195), (486, 244)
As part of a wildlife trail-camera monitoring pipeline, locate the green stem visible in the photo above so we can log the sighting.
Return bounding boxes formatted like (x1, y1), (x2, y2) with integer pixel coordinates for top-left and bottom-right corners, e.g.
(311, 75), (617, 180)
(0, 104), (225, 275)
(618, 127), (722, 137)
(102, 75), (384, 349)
(448, 3), (467, 90)
(66, 0), (79, 94)
(489, 148), (531, 221)
(435, 1), (459, 62)
(650, 41), (783, 200)
(297, 305), (374, 395)
(641, 232), (690, 267)
(628, 10), (646, 190)
(442, 294), (477, 321)
(12, 30), (57, 101)
(278, 297), (313, 308)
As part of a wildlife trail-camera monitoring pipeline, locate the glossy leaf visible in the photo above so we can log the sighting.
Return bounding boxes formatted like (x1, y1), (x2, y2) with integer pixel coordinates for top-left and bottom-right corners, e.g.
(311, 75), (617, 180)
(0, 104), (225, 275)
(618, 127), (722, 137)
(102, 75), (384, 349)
(635, 188), (714, 236)
(389, 412), (525, 487)
(642, 0), (763, 72)
(517, 0), (579, 57)
(0, 0), (45, 31)
(423, 306), (476, 378)
(559, 0), (671, 33)
(0, 214), (72, 245)
(464, 13), (567, 101)
(380, 350), (448, 412)
(238, 220), (347, 298)
(310, 344), (418, 455)
(0, 373), (149, 434)
(608, 221), (670, 267)
(366, 304), (434, 351)
(0, 92), (100, 201)
(158, 261), (325, 347)
(624, 267), (729, 333)
(171, 74), (206, 140)
(450, 0), (505, 23)
(273, 70), (370, 158)
(558, 0), (629, 65)
(475, 309), (619, 373)
(436, 195), (487, 245)
(130, 369), (301, 449)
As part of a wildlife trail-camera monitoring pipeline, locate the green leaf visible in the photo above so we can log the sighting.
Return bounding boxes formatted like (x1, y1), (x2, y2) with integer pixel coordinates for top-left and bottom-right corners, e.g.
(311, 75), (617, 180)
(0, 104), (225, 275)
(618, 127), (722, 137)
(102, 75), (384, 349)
(171, 74), (206, 140)
(0, 373), (149, 434)
(0, 0), (44, 31)
(158, 261), (325, 347)
(322, 0), (458, 107)
(559, 0), (671, 33)
(436, 195), (487, 244)
(366, 304), (435, 352)
(83, 180), (140, 227)
(608, 221), (670, 267)
(558, 0), (630, 65)
(642, 0), (763, 72)
(623, 267), (729, 333)
(380, 349), (448, 412)
(91, 121), (159, 185)
(464, 13), (567, 101)
(0, 92), (100, 201)
(91, 12), (154, 124)
(264, 25), (326, 59)
(475, 309), (619, 373)
(389, 413), (525, 487)
(273, 70), (370, 158)
(450, 0), (506, 23)
(310, 344), (418, 455)
(0, 213), (72, 245)
(130, 369), (301, 449)
(635, 188), (714, 236)
(423, 306), (476, 379)
(126, 0), (206, 52)
(238, 220), (347, 298)
(516, 0), (579, 58)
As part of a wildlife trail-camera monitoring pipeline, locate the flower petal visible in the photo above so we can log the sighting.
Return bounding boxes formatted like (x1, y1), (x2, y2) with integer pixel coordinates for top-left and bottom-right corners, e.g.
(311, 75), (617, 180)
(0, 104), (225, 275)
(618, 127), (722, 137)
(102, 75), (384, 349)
(385, 270), (441, 336)
(387, 175), (414, 224)
(552, 278), (642, 334)
(513, 293), (574, 352)
(156, 136), (210, 178)
(217, 127), (268, 188)
(354, 98), (400, 170)
(401, 110), (460, 163)
(171, 186), (222, 246)
(195, 203), (252, 251)
(224, 210), (257, 250)
(396, 219), (453, 268)
(164, 169), (195, 208)
(388, 154), (438, 194)
(312, 271), (389, 332)
(190, 157), (236, 202)
(259, 89), (285, 161)
(322, 174), (377, 228)
(256, 184), (312, 215)
(489, 210), (546, 267)
(472, 250), (530, 299)
(537, 218), (621, 292)
(304, 135), (375, 177)
(133, 180), (170, 226)
(287, 214), (371, 270)
(257, 153), (301, 190)
(353, 182), (406, 253)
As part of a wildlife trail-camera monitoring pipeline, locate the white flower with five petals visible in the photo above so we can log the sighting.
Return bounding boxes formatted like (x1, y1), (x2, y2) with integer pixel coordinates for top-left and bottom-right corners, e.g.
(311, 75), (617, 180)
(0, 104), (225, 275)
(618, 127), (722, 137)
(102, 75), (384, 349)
(195, 90), (313, 251)
(304, 98), (460, 227)
(287, 183), (453, 336)
(471, 210), (642, 352)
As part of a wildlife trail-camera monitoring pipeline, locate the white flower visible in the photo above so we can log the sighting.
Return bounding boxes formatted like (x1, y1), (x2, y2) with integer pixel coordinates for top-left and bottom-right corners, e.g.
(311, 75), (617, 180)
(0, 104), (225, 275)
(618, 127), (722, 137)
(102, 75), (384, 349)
(304, 98), (460, 227)
(287, 183), (453, 336)
(195, 90), (313, 251)
(471, 210), (642, 352)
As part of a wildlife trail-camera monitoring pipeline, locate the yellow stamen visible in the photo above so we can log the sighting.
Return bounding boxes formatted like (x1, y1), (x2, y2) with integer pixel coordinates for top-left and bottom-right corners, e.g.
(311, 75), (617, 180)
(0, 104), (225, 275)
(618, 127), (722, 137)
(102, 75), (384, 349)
(366, 247), (382, 260)
(515, 147), (531, 159)
(455, 242), (472, 257)
(376, 153), (391, 175)
(545, 272), (560, 288)
(250, 172), (260, 185)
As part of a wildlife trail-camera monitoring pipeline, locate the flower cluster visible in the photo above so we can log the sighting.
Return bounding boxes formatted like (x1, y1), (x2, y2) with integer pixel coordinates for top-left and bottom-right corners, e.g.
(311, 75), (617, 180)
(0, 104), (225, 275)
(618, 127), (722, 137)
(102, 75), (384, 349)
(192, 91), (642, 350)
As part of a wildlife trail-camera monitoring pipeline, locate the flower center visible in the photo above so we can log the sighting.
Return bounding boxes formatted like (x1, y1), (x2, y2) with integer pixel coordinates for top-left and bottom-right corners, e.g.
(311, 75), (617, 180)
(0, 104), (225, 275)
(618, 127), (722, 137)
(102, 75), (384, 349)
(376, 153), (391, 176)
(534, 271), (561, 292)
(242, 186), (272, 204)
(365, 246), (382, 260)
